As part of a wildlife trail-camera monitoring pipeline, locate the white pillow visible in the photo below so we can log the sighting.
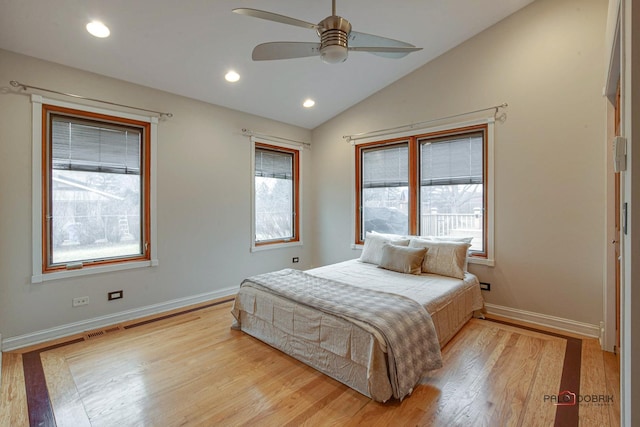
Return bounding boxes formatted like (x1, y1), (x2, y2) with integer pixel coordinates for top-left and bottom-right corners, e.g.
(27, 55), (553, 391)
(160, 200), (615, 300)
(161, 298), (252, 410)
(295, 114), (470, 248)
(378, 244), (427, 275)
(360, 232), (410, 265)
(408, 238), (470, 279)
(424, 235), (474, 244)
(370, 230), (407, 240)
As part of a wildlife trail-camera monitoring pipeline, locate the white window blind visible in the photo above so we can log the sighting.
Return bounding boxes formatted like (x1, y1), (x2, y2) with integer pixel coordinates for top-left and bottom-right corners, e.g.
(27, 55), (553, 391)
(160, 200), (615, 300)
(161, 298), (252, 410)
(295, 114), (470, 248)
(420, 133), (483, 186)
(255, 148), (293, 179)
(51, 115), (142, 174)
(362, 144), (409, 188)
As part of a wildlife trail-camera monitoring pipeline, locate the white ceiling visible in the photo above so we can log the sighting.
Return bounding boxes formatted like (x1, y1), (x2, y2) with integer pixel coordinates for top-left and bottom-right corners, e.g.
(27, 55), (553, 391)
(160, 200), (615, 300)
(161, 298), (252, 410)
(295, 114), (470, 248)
(0, 0), (534, 129)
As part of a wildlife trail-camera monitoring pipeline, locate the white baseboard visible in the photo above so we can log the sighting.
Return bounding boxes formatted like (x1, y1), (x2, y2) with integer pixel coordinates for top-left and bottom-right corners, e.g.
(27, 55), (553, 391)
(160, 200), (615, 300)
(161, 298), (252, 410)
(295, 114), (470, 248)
(484, 303), (600, 338)
(1, 287), (238, 352)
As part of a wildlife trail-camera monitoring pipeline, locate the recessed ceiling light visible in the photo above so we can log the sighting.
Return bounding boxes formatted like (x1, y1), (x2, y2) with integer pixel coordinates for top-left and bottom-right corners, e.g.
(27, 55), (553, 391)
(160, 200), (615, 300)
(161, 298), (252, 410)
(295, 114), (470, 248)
(86, 21), (110, 38)
(225, 70), (240, 83)
(303, 99), (315, 108)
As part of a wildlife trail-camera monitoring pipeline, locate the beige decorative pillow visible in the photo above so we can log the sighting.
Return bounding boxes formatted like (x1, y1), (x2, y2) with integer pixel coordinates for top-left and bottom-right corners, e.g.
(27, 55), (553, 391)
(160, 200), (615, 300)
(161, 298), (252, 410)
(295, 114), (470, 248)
(360, 232), (410, 265)
(424, 236), (473, 271)
(378, 244), (428, 275)
(408, 239), (470, 279)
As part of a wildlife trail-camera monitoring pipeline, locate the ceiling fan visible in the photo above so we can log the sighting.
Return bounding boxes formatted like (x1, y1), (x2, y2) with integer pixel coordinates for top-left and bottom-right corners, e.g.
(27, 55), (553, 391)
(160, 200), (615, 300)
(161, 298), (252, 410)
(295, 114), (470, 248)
(233, 0), (422, 64)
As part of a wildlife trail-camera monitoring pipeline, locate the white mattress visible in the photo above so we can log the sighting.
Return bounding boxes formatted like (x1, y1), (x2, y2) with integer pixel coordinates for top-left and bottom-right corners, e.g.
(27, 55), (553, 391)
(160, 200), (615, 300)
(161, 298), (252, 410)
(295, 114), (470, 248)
(307, 259), (484, 317)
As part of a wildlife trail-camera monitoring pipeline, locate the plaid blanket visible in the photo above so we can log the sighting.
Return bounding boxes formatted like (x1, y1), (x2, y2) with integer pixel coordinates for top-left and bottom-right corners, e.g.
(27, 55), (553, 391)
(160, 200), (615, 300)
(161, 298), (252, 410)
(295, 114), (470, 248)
(234, 268), (442, 400)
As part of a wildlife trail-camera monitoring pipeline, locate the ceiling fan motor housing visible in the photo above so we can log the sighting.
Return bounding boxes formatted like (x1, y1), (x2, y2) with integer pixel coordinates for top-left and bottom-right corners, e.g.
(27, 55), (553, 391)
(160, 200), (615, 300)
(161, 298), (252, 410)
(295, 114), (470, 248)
(317, 16), (351, 63)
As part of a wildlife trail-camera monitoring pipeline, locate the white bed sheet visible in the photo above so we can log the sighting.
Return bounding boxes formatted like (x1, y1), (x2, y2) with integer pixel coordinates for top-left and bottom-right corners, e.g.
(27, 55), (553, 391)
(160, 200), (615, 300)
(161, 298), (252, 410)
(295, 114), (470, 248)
(306, 259), (484, 316)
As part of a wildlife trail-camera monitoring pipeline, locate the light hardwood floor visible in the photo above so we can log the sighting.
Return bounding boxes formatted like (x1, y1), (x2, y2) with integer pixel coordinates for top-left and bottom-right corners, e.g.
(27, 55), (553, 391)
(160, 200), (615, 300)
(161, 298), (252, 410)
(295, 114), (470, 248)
(0, 298), (620, 426)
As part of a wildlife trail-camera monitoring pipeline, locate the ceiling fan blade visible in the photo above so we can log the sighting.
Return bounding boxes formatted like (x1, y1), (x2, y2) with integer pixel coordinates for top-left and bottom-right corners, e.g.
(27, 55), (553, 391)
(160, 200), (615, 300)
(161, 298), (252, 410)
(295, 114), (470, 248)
(252, 42), (322, 61)
(349, 31), (415, 48)
(233, 8), (319, 30)
(349, 31), (420, 58)
(348, 45), (422, 59)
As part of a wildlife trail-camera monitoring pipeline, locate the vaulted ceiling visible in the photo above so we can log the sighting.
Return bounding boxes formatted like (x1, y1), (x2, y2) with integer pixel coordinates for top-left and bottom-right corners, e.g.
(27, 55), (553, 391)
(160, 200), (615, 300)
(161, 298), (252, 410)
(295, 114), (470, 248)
(0, 0), (534, 129)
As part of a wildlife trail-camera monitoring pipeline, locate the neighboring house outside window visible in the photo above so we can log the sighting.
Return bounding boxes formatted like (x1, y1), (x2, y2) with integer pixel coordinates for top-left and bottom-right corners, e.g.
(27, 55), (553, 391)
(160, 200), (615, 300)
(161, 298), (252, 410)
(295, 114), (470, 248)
(252, 141), (301, 249)
(355, 123), (493, 262)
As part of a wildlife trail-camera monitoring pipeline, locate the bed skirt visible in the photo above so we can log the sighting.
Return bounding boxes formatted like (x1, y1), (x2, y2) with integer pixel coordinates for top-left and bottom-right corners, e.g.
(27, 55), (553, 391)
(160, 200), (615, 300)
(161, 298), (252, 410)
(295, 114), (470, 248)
(232, 281), (479, 402)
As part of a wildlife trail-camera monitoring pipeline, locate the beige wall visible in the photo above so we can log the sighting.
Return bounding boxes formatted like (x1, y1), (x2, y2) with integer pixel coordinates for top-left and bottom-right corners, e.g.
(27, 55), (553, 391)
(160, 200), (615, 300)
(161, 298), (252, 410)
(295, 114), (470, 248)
(311, 0), (608, 326)
(0, 0), (610, 345)
(0, 49), (311, 341)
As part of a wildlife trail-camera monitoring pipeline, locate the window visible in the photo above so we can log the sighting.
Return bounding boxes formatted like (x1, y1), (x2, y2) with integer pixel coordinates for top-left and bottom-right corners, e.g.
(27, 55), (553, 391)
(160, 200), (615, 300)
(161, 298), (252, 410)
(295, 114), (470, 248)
(419, 131), (485, 253)
(253, 142), (300, 247)
(42, 104), (151, 271)
(359, 141), (411, 237)
(32, 97), (157, 282)
(356, 123), (492, 261)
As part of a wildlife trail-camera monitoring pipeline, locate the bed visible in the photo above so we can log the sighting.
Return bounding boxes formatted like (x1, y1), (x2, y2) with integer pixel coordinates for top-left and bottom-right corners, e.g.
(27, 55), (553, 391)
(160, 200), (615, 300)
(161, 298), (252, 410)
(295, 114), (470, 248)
(231, 233), (484, 402)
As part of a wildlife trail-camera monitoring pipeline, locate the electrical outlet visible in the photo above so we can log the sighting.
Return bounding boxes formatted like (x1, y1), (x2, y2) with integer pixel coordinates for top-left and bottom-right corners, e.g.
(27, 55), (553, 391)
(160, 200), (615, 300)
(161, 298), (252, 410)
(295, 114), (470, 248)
(292, 257), (299, 263)
(108, 290), (123, 301)
(479, 282), (491, 291)
(72, 296), (89, 307)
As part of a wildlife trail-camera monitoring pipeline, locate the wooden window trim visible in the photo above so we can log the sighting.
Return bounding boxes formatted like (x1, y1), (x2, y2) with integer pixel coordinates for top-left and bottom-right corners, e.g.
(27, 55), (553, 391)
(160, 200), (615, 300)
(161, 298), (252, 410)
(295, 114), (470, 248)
(354, 138), (410, 245)
(42, 104), (151, 273)
(355, 124), (489, 259)
(254, 142), (300, 247)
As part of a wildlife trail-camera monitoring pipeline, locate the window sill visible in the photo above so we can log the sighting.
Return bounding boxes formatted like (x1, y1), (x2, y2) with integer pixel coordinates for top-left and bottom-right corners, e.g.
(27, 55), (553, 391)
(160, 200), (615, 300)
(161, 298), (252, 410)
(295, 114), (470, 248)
(32, 259), (159, 283)
(467, 257), (495, 267)
(251, 240), (303, 253)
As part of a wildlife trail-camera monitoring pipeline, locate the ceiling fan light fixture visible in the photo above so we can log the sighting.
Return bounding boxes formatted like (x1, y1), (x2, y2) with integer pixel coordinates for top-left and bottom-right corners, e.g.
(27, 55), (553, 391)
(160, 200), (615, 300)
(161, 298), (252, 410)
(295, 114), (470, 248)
(321, 45), (348, 64)
(318, 16), (350, 64)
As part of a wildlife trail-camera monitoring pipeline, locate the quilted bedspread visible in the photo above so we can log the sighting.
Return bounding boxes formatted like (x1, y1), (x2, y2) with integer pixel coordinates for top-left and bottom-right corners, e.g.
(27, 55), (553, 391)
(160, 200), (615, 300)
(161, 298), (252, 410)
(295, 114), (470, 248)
(232, 268), (443, 400)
